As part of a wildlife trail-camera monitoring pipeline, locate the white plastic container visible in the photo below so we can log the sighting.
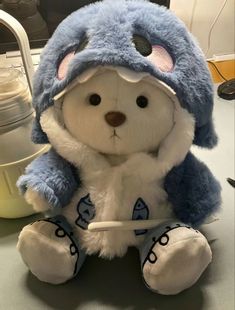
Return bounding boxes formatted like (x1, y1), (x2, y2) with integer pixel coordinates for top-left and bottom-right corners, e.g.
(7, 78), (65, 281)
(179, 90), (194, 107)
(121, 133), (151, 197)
(0, 10), (47, 218)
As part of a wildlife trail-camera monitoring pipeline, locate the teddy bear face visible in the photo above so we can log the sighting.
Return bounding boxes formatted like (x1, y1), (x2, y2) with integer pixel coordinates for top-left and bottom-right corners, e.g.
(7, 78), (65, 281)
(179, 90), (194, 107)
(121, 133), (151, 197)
(60, 67), (175, 155)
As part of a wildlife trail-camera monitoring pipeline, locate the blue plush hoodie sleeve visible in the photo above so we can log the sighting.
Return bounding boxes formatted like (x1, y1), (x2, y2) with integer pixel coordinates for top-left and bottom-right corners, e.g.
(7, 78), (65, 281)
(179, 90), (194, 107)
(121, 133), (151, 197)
(164, 152), (221, 227)
(17, 148), (81, 208)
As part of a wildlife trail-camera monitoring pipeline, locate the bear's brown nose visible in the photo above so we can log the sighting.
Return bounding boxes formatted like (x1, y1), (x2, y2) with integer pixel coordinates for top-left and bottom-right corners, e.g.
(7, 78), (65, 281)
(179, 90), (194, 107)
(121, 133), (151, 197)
(105, 111), (126, 127)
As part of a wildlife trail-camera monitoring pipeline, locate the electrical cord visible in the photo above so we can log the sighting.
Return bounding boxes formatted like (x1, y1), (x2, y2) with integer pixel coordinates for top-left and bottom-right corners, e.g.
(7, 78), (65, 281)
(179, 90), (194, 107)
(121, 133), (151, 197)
(189, 0), (228, 57)
(207, 60), (228, 81)
(189, 0), (198, 32)
(205, 0), (228, 57)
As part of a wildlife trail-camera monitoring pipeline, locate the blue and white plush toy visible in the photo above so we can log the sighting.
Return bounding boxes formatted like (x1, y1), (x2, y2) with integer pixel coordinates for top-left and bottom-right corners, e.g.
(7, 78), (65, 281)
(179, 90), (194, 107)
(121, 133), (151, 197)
(17, 0), (221, 295)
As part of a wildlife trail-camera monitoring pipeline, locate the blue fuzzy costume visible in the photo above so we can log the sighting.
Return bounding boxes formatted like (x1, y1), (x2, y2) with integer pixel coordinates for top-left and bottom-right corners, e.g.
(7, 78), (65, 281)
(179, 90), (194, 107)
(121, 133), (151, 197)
(17, 0), (221, 295)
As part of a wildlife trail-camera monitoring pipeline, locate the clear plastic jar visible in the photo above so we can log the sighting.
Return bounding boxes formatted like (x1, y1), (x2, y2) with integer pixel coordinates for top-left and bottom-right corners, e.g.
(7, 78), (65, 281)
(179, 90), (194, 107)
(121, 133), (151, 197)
(0, 67), (48, 218)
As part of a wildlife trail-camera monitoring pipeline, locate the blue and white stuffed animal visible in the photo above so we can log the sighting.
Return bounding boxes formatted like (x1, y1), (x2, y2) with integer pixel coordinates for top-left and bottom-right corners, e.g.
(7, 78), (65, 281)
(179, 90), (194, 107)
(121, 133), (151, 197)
(17, 0), (221, 295)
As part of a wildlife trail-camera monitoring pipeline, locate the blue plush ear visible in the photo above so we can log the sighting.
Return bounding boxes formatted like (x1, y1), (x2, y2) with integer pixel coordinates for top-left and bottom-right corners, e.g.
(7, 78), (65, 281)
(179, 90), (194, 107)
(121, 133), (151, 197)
(193, 118), (218, 149)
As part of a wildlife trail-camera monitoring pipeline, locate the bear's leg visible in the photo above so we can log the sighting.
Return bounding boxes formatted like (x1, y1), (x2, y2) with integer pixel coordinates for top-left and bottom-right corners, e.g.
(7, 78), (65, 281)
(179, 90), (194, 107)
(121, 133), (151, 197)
(139, 222), (212, 295)
(17, 215), (86, 284)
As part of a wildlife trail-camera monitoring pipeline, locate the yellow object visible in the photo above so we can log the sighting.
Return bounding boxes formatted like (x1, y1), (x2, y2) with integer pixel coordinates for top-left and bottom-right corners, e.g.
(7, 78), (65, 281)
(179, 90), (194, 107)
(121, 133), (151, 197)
(0, 145), (48, 218)
(208, 59), (235, 83)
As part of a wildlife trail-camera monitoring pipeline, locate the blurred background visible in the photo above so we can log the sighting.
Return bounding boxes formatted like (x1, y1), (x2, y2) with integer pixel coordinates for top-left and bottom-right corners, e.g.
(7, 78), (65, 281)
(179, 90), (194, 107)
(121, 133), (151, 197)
(0, 0), (170, 52)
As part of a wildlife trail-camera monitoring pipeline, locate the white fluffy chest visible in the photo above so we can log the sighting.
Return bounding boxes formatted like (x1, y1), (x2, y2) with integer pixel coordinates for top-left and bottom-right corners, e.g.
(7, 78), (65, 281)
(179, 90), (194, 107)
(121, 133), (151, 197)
(62, 165), (173, 258)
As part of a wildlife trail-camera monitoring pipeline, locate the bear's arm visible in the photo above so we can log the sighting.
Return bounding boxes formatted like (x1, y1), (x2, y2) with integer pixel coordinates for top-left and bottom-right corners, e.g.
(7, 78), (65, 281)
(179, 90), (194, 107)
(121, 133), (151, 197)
(164, 152), (221, 227)
(17, 148), (81, 209)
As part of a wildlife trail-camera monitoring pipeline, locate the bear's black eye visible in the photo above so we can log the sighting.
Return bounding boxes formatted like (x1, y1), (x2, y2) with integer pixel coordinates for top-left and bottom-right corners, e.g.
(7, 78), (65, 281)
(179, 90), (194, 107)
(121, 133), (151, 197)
(136, 96), (148, 108)
(75, 35), (88, 54)
(89, 94), (101, 106)
(132, 35), (152, 57)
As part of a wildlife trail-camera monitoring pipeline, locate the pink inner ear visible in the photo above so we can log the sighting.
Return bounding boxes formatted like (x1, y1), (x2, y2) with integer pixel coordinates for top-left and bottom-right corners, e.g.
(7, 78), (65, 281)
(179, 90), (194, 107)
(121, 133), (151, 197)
(147, 45), (174, 72)
(57, 51), (76, 80)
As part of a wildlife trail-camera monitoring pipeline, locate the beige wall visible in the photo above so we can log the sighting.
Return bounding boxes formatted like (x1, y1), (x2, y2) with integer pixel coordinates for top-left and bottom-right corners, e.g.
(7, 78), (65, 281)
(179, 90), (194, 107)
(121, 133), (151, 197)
(170, 0), (235, 58)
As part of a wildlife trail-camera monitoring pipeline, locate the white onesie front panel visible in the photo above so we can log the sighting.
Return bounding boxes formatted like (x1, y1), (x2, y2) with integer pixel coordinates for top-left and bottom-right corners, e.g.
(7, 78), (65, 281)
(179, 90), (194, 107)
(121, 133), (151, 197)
(62, 164), (173, 258)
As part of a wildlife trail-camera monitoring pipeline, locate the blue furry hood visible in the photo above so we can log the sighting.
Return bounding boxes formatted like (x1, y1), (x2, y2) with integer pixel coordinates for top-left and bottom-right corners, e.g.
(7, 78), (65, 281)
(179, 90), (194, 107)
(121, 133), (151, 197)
(32, 0), (217, 148)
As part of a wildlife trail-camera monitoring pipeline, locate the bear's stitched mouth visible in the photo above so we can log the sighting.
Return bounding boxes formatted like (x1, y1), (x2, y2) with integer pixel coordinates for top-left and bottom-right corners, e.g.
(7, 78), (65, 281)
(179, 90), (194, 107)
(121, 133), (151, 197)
(110, 130), (121, 140)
